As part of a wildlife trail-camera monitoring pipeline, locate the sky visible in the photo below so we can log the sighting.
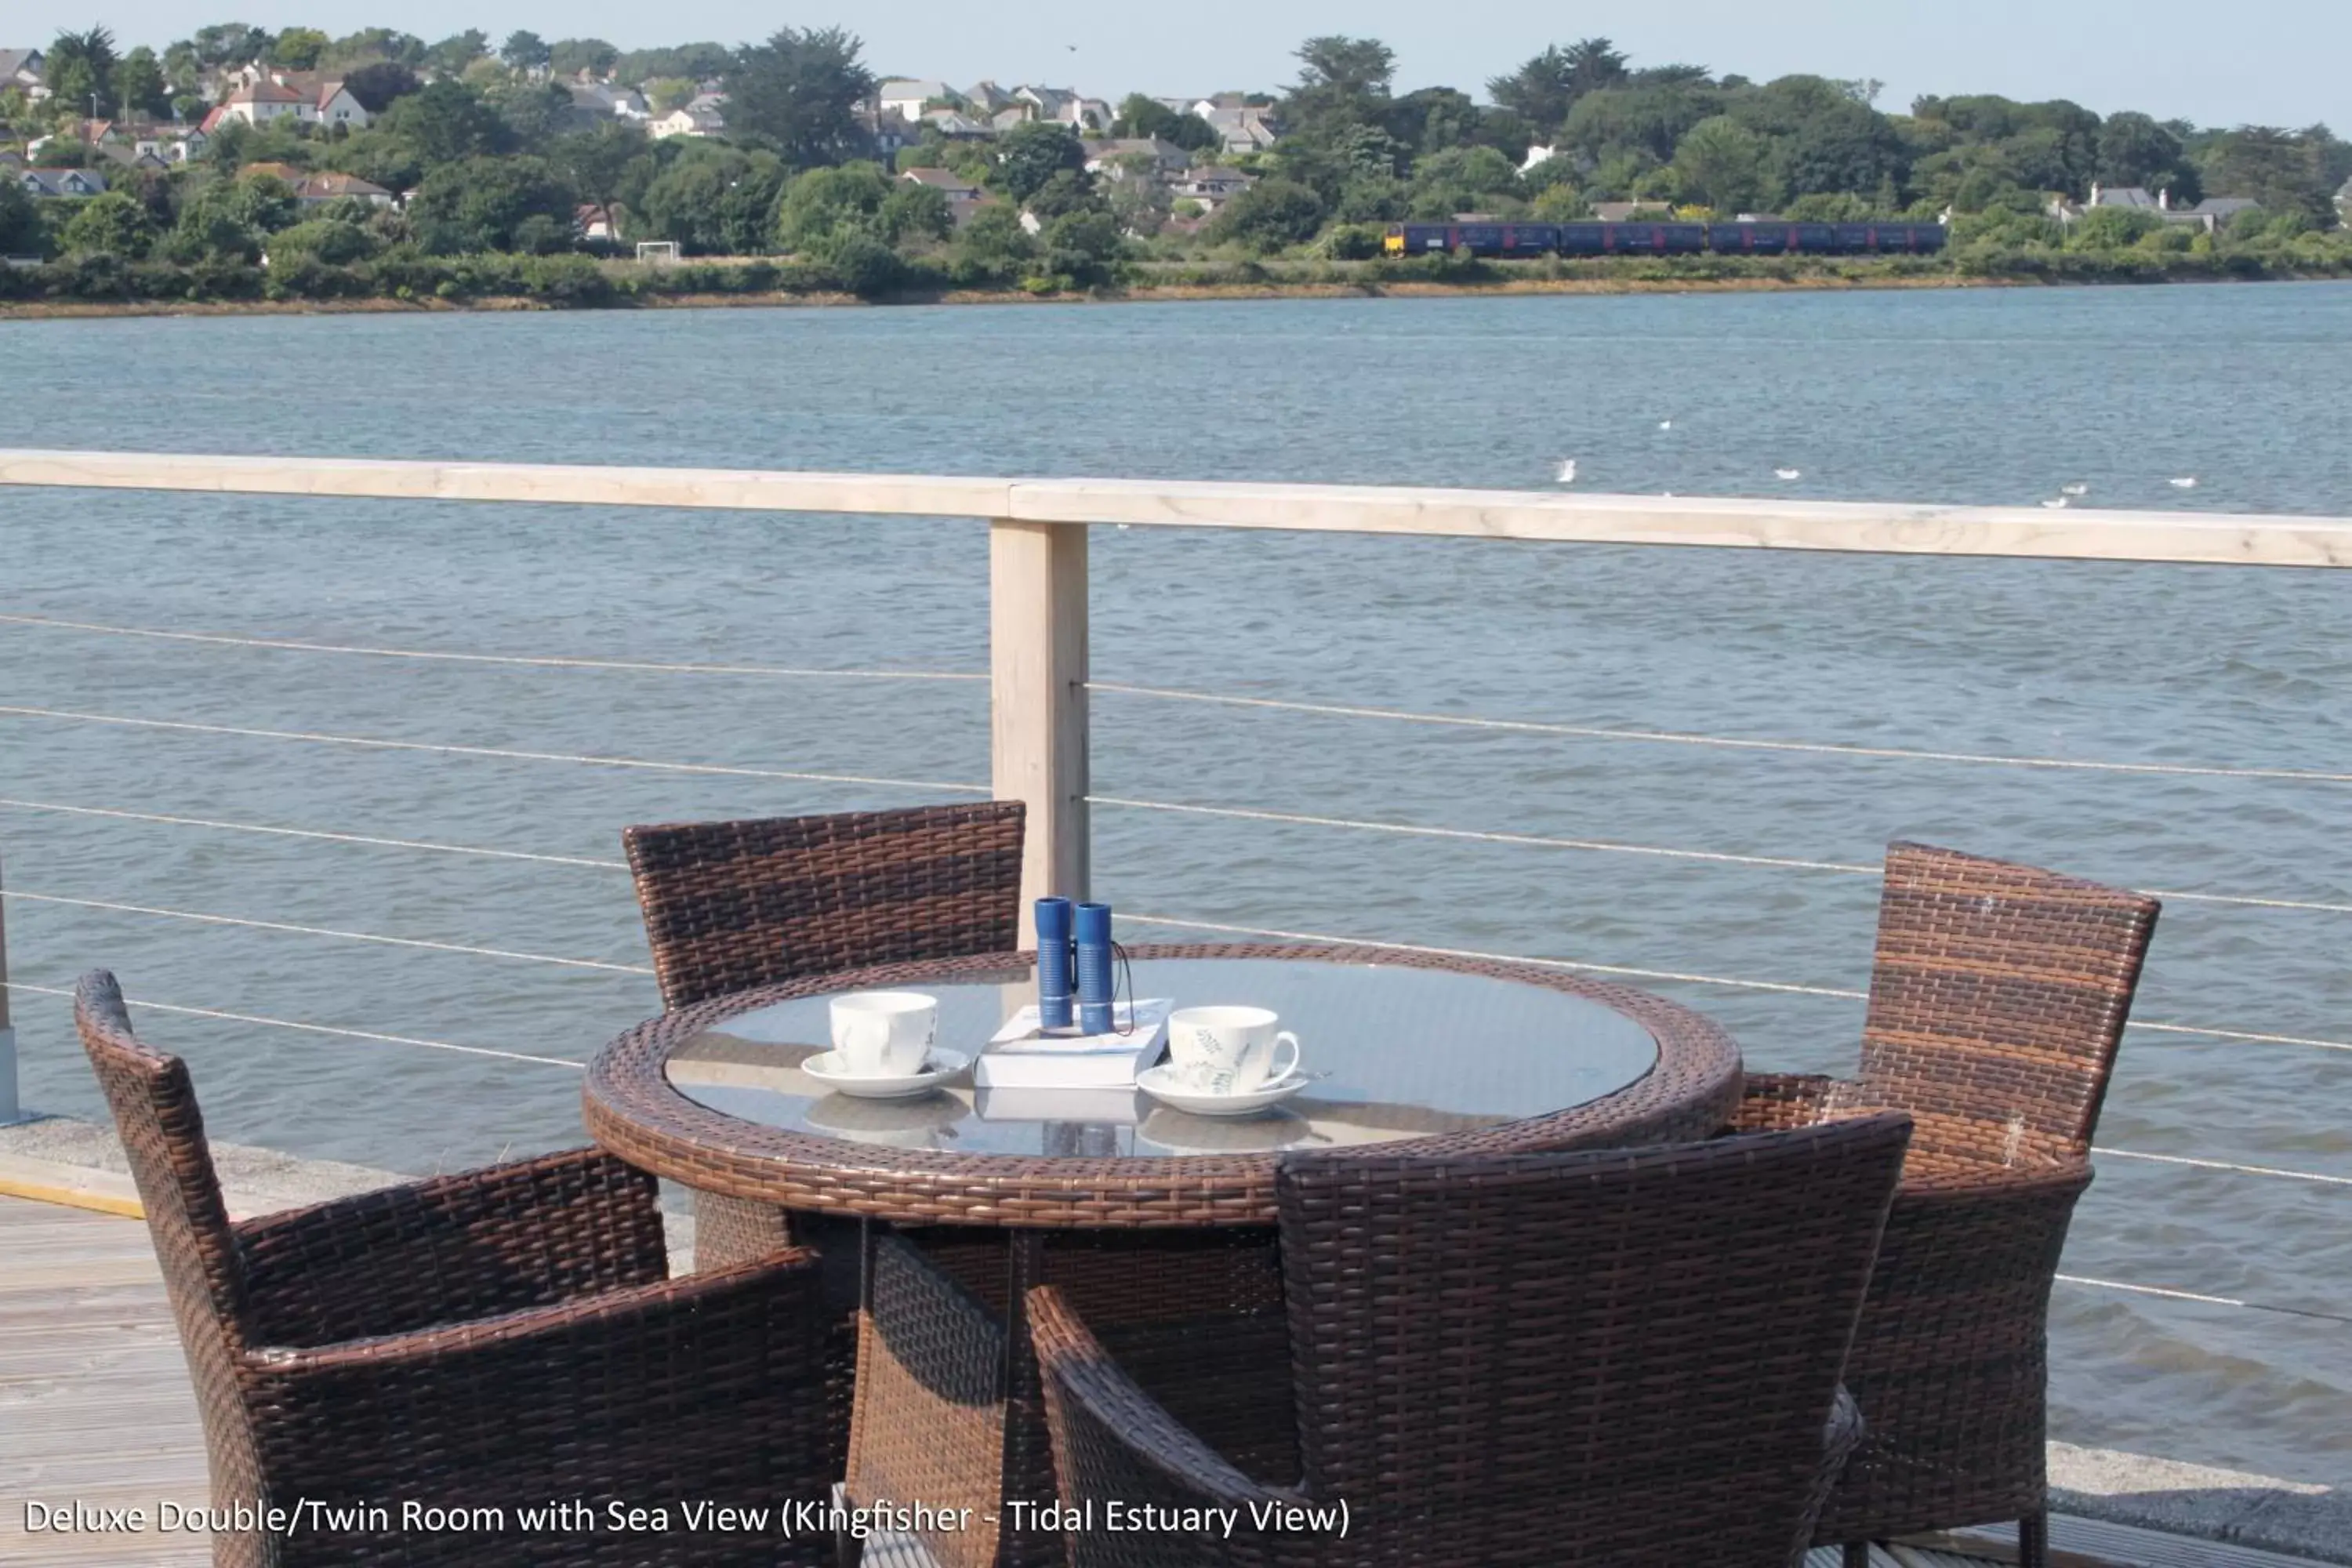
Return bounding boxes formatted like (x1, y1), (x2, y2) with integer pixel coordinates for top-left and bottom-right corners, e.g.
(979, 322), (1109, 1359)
(16, 0), (2348, 132)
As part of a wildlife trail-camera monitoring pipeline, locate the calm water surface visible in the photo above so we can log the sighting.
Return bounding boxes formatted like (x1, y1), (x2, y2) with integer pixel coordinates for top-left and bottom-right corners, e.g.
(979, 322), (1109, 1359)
(2, 285), (2347, 1482)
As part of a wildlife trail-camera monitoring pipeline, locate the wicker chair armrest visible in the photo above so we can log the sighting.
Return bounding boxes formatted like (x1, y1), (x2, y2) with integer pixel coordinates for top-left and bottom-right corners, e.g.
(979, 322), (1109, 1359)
(1807, 1385), (1864, 1540)
(240, 1249), (831, 1508)
(233, 1146), (669, 1348)
(1724, 1073), (1849, 1134)
(1030, 1284), (1308, 1529)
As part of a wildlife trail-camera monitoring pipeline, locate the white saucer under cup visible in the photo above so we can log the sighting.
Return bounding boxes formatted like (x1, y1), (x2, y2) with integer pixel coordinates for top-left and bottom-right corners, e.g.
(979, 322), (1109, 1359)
(804, 1047), (971, 1101)
(1136, 1062), (1310, 1119)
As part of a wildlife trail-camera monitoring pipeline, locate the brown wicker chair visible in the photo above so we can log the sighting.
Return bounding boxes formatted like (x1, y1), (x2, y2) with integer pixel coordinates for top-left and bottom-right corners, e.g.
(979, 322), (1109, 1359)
(1025, 1113), (1915, 1568)
(1726, 841), (2161, 1568)
(75, 971), (837, 1568)
(622, 800), (1027, 1475)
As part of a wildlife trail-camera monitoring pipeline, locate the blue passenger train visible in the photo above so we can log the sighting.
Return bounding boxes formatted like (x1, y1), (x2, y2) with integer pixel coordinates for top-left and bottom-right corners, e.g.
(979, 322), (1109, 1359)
(1381, 220), (1947, 258)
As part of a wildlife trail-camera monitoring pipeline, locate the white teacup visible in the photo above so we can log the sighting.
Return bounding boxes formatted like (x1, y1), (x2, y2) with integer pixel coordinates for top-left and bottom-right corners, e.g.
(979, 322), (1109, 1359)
(829, 992), (938, 1077)
(1166, 1006), (1300, 1096)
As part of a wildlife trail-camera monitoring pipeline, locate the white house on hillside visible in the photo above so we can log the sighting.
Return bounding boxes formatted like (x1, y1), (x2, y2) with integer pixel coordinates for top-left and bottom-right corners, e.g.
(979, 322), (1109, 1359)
(200, 75), (369, 132)
(651, 103), (725, 139)
(878, 78), (956, 121)
(1, 47), (47, 100)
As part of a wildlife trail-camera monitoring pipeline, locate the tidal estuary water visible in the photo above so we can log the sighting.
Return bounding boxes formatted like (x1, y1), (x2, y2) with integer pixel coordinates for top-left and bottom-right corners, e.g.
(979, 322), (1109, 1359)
(2, 284), (2347, 1482)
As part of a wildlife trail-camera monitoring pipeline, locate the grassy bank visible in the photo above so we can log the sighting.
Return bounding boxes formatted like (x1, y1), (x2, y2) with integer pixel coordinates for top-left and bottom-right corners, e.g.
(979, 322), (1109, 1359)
(5, 245), (2350, 319)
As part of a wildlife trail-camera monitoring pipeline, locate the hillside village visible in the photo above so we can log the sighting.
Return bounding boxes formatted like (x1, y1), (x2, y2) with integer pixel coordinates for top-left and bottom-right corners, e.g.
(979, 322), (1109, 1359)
(3, 27), (2350, 304)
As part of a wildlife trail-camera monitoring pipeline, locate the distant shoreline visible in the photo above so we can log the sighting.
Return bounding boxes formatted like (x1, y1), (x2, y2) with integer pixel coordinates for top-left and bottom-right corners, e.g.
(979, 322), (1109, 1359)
(4, 267), (2277, 322)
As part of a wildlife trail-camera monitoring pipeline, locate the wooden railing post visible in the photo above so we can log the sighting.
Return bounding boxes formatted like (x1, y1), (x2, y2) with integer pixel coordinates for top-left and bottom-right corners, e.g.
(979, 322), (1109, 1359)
(989, 518), (1090, 946)
(0, 848), (20, 1125)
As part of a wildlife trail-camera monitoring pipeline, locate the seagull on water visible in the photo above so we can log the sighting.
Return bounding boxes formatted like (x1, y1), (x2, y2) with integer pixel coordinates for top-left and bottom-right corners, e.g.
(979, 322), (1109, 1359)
(1774, 467), (1802, 481)
(2042, 498), (2070, 509)
(1555, 459), (1577, 485)
(2061, 483), (2089, 496)
(1658, 419), (1673, 430)
(2170, 476), (2198, 488)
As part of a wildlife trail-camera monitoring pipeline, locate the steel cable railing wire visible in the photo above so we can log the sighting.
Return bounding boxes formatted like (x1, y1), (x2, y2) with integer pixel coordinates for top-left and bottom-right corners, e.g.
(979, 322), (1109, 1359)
(2, 797), (2347, 1059)
(5, 610), (2349, 786)
(2, 877), (2348, 1191)
(0, 703), (2341, 916)
(1, 978), (579, 1069)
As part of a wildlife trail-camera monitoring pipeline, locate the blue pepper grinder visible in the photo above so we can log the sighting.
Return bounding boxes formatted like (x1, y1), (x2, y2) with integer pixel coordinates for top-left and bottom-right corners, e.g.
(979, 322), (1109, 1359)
(1075, 901), (1116, 1036)
(1035, 897), (1075, 1031)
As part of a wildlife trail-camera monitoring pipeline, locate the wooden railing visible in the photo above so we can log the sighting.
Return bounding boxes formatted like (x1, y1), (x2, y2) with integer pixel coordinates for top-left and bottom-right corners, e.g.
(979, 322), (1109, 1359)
(4, 445), (2349, 957)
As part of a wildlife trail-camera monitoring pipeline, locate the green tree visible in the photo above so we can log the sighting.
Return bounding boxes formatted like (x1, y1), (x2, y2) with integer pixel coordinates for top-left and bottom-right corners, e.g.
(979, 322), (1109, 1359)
(342, 62), (421, 114)
(409, 153), (576, 252)
(644, 78), (697, 114)
(1670, 115), (1777, 213)
(1041, 208), (1123, 285)
(271, 27), (329, 70)
(993, 122), (1086, 202)
(325, 29), (426, 68)
(1284, 36), (1394, 133)
(1206, 176), (1326, 251)
(45, 26), (120, 118)
(501, 31), (552, 74)
(1732, 76), (1909, 199)
(59, 190), (155, 257)
(1562, 38), (1633, 95)
(1387, 87), (1483, 155)
(2198, 126), (2340, 226)
(266, 215), (377, 263)
(550, 38), (619, 79)
(1487, 38), (1631, 137)
(1407, 144), (1522, 218)
(424, 31), (490, 78)
(953, 202), (1035, 270)
(223, 172), (299, 233)
(635, 143), (789, 253)
(376, 80), (511, 167)
(487, 81), (575, 147)
(2067, 205), (2164, 249)
(114, 46), (169, 119)
(190, 23), (272, 67)
(2096, 112), (2184, 191)
(1108, 93), (1220, 153)
(773, 160), (895, 249)
(552, 123), (645, 233)
(723, 27), (875, 167)
(880, 180), (953, 245)
(0, 176), (45, 256)
(1025, 168), (1105, 223)
(612, 43), (733, 84)
(1561, 79), (1722, 165)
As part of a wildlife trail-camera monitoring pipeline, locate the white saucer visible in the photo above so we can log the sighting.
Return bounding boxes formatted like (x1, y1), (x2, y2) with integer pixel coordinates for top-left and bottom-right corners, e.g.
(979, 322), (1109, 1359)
(803, 1048), (971, 1100)
(1135, 1063), (1312, 1118)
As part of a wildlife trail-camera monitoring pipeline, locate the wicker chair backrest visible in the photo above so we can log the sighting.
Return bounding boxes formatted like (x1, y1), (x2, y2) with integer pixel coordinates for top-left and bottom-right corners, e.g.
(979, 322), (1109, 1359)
(74, 971), (267, 1520)
(1862, 842), (2159, 1151)
(1275, 1113), (1912, 1566)
(622, 802), (1026, 1011)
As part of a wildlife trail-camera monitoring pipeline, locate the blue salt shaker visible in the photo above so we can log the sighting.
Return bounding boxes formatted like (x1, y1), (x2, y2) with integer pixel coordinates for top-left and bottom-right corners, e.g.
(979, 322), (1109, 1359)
(1075, 901), (1116, 1035)
(1035, 896), (1075, 1031)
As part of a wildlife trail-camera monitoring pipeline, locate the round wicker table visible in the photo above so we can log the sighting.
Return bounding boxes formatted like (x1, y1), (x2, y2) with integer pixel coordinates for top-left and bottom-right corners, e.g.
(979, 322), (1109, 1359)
(584, 942), (1744, 1228)
(583, 942), (1744, 1568)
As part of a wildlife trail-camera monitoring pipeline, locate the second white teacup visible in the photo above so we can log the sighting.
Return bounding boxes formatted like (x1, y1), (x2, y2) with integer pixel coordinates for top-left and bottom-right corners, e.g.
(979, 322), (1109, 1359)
(1166, 1006), (1300, 1096)
(829, 991), (938, 1077)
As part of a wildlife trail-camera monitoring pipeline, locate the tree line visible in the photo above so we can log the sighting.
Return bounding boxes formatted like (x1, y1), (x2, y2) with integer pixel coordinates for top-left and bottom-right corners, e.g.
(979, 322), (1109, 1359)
(3, 26), (2347, 304)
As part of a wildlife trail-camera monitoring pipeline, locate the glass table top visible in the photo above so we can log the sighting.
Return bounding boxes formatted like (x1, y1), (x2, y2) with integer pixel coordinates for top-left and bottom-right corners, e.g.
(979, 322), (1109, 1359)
(665, 955), (1661, 1160)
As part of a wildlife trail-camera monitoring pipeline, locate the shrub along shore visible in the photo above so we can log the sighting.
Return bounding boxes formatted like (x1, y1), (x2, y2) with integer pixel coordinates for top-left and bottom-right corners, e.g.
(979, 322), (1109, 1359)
(5, 241), (2350, 317)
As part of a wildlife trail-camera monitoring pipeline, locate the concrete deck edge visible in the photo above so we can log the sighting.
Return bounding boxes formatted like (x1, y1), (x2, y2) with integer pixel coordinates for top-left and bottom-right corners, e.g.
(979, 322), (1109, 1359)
(1, 1115), (2339, 1561)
